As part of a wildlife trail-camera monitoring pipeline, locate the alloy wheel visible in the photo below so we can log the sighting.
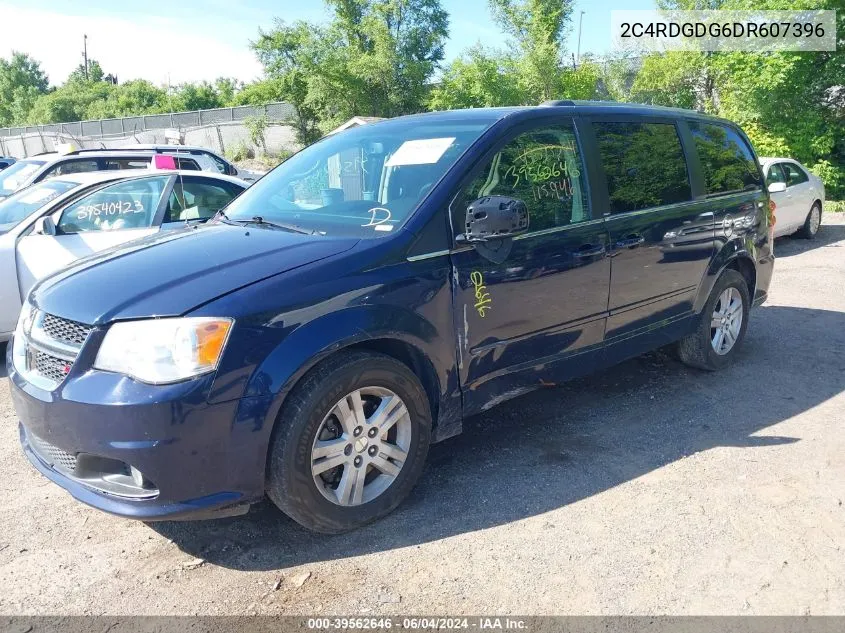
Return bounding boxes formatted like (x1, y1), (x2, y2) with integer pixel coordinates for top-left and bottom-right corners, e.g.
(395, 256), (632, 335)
(710, 287), (743, 355)
(311, 387), (411, 506)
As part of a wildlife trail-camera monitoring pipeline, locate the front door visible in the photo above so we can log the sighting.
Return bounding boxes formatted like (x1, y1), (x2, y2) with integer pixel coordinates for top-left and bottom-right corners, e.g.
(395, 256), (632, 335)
(449, 119), (611, 415)
(16, 175), (173, 297)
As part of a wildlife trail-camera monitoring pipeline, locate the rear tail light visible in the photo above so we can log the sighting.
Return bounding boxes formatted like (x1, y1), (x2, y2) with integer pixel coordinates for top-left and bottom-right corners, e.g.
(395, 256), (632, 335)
(768, 199), (777, 227)
(153, 155), (177, 170)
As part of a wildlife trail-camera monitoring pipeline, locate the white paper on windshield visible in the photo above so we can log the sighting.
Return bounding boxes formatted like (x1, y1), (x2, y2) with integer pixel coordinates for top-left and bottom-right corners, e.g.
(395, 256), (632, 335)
(17, 187), (62, 204)
(386, 137), (455, 167)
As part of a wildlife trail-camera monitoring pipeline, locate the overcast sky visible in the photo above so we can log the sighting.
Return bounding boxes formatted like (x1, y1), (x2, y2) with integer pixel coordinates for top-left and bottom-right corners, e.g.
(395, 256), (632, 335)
(0, 0), (655, 87)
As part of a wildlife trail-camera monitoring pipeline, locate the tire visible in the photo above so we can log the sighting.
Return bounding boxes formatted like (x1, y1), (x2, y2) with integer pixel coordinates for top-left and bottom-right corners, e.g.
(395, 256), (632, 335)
(797, 202), (822, 239)
(266, 351), (431, 533)
(676, 269), (750, 371)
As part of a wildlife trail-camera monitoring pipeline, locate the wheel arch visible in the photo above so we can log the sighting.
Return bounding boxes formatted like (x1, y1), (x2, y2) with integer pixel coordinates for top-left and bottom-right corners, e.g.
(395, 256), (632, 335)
(695, 251), (757, 314)
(247, 305), (451, 453)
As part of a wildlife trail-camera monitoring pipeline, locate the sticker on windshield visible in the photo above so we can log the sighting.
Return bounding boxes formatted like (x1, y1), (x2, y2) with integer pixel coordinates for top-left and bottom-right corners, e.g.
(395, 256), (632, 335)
(386, 137), (455, 167)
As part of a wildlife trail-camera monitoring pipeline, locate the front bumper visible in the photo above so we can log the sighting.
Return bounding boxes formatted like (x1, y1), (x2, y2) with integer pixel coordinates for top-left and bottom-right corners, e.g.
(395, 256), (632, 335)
(9, 341), (267, 521)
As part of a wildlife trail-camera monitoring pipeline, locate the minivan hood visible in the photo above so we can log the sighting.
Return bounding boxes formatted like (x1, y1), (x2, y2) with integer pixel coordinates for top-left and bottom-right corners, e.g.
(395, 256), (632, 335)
(31, 224), (359, 325)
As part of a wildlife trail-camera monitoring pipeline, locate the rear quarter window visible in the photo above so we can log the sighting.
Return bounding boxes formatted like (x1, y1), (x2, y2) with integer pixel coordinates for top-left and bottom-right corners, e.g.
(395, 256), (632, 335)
(689, 121), (762, 196)
(593, 121), (692, 214)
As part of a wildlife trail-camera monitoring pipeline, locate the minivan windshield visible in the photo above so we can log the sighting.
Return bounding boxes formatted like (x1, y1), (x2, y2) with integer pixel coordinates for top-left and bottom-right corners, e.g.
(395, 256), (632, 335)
(221, 116), (497, 238)
(0, 159), (47, 197)
(0, 179), (77, 233)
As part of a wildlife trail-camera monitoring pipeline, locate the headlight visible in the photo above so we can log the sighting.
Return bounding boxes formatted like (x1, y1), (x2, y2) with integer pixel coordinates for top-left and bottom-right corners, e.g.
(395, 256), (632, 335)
(12, 302), (36, 375)
(94, 317), (233, 384)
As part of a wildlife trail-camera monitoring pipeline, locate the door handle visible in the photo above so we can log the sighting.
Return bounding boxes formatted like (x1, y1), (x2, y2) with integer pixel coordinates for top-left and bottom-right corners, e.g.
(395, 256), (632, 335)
(574, 243), (606, 258)
(615, 234), (645, 249)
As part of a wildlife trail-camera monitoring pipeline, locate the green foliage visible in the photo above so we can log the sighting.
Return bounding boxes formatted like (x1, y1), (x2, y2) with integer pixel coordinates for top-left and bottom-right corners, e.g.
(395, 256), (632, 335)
(826, 200), (845, 213)
(252, 0), (449, 141)
(0, 52), (49, 125)
(243, 114), (269, 151)
(489, 0), (575, 101)
(429, 46), (525, 109)
(810, 161), (845, 200)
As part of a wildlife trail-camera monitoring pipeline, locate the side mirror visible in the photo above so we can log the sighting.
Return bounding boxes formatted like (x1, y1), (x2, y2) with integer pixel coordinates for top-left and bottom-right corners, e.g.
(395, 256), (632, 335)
(768, 182), (787, 193)
(461, 196), (529, 243)
(34, 216), (56, 236)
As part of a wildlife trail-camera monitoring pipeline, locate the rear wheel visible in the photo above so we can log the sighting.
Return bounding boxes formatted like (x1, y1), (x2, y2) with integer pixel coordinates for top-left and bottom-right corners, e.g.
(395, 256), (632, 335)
(797, 202), (822, 239)
(676, 269), (750, 371)
(266, 351), (431, 533)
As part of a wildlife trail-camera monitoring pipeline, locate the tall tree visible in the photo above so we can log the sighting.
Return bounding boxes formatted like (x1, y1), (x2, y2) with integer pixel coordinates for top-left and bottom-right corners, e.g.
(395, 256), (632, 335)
(0, 52), (49, 125)
(489, 0), (575, 101)
(253, 0), (449, 140)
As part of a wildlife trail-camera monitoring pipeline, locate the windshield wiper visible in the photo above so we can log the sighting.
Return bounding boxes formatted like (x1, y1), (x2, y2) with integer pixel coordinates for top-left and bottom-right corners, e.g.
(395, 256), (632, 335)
(216, 212), (314, 235)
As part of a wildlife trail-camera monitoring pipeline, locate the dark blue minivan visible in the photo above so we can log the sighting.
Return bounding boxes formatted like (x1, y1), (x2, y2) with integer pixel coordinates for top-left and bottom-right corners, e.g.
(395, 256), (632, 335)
(8, 102), (774, 532)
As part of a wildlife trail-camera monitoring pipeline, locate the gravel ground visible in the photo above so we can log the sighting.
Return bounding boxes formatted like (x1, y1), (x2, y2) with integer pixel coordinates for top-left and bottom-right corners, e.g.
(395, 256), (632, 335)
(1, 215), (844, 616)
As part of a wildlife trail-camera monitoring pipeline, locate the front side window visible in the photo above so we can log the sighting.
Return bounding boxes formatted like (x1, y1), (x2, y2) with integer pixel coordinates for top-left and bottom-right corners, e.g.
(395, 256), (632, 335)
(57, 176), (170, 234)
(163, 177), (244, 222)
(0, 160), (47, 196)
(594, 121), (692, 214)
(456, 123), (589, 233)
(0, 180), (78, 233)
(689, 121), (762, 196)
(766, 164), (786, 186)
(176, 158), (201, 171)
(781, 162), (809, 186)
(221, 116), (498, 238)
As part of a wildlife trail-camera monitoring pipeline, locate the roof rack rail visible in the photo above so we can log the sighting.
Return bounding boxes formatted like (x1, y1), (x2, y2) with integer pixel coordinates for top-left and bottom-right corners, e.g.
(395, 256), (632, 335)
(540, 100), (575, 107)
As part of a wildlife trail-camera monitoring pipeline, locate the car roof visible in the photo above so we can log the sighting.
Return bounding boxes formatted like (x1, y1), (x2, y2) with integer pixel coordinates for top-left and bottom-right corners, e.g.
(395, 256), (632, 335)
(116, 144), (221, 153)
(759, 157), (802, 165)
(40, 169), (248, 187)
(386, 101), (741, 128)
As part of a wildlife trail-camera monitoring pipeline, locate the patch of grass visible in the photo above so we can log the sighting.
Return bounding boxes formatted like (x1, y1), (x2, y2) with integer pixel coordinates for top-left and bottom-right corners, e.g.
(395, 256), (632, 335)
(826, 200), (845, 213)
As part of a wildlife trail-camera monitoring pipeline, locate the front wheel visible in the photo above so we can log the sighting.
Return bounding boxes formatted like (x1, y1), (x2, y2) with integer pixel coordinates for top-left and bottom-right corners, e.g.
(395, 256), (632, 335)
(266, 351), (431, 533)
(798, 202), (822, 239)
(676, 269), (750, 371)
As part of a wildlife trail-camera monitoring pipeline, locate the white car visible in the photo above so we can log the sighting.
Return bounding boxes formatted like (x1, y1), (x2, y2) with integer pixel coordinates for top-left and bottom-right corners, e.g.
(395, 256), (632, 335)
(0, 150), (213, 199)
(0, 170), (247, 341)
(760, 157), (825, 239)
(117, 145), (266, 183)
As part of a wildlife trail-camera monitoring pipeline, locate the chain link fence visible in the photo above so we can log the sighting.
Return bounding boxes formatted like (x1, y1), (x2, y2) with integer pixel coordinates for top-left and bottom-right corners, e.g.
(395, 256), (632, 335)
(0, 103), (299, 159)
(0, 102), (295, 140)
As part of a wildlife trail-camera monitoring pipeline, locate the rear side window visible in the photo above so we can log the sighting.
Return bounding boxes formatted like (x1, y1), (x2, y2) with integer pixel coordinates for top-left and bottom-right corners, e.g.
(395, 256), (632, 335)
(176, 158), (201, 171)
(164, 177), (244, 222)
(689, 121), (762, 196)
(593, 122), (691, 214)
(766, 164), (786, 186)
(781, 162), (809, 186)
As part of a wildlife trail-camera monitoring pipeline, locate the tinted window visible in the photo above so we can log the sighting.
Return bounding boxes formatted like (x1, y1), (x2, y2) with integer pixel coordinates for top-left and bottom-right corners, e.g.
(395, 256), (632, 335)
(0, 180), (78, 233)
(458, 123), (589, 232)
(176, 158), (200, 171)
(689, 121), (762, 195)
(593, 122), (691, 214)
(44, 160), (99, 179)
(164, 177), (243, 222)
(781, 162), (809, 186)
(57, 176), (169, 233)
(766, 164), (786, 186)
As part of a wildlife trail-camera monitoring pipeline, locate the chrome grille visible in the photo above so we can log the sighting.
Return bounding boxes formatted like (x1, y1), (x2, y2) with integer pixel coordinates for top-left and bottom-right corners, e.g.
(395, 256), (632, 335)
(28, 433), (78, 474)
(40, 313), (92, 347)
(30, 348), (72, 383)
